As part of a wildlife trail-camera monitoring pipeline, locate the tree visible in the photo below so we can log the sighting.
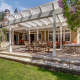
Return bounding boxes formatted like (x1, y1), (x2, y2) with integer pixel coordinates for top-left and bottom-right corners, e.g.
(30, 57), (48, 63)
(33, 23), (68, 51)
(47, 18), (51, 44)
(58, 0), (80, 31)
(14, 8), (18, 13)
(0, 11), (4, 21)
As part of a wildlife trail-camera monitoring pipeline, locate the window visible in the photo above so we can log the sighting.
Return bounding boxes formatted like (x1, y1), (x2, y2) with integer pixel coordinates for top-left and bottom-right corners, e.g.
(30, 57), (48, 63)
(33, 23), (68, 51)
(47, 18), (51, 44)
(22, 34), (27, 41)
(39, 34), (41, 41)
(65, 33), (70, 41)
(48, 29), (71, 42)
(49, 34), (53, 41)
(56, 34), (58, 41)
(25, 35), (27, 41)
(34, 34), (41, 41)
(65, 30), (70, 32)
(49, 34), (59, 41)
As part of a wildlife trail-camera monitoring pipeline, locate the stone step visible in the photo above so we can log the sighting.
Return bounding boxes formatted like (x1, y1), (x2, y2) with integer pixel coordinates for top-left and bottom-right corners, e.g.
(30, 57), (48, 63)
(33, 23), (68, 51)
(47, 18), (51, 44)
(0, 52), (80, 65)
(0, 53), (80, 73)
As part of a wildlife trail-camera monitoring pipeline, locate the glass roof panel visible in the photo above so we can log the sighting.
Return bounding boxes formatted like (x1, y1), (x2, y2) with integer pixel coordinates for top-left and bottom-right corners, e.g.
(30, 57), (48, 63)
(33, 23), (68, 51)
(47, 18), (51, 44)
(39, 18), (51, 25)
(53, 2), (60, 10)
(58, 14), (66, 23)
(32, 20), (43, 26)
(40, 4), (53, 12)
(7, 15), (15, 20)
(13, 13), (22, 19)
(20, 10), (31, 17)
(19, 23), (32, 28)
(25, 22), (37, 27)
(30, 7), (41, 15)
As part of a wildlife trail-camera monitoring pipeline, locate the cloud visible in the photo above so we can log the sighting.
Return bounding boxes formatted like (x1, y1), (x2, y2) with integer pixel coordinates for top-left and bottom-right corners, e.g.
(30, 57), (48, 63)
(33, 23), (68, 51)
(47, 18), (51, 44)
(15, 1), (19, 4)
(0, 1), (14, 14)
(20, 7), (27, 11)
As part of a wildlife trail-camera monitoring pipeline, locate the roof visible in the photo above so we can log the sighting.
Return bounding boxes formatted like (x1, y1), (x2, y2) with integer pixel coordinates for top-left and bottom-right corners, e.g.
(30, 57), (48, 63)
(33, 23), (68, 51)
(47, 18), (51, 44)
(4, 0), (67, 30)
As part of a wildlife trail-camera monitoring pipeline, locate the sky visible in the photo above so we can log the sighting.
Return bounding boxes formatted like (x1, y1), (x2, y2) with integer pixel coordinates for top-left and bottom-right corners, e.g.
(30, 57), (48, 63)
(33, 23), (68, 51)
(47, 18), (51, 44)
(0, 0), (55, 14)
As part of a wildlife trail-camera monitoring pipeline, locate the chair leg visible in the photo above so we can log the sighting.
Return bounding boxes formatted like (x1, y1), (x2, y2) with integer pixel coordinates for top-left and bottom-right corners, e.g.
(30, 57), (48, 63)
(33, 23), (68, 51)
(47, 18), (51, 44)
(48, 48), (49, 52)
(33, 48), (34, 52)
(45, 48), (46, 51)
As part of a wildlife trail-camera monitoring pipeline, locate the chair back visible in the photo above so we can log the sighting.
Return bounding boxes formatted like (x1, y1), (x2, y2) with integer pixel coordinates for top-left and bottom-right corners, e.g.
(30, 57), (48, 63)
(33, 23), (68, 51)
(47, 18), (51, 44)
(33, 41), (39, 47)
(24, 41), (29, 46)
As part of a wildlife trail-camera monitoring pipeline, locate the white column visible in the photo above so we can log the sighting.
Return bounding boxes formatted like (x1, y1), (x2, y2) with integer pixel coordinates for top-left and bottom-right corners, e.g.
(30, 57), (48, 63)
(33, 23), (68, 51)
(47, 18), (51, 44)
(37, 29), (39, 41)
(9, 23), (12, 52)
(45, 30), (46, 41)
(53, 14), (56, 57)
(60, 26), (62, 51)
(29, 30), (30, 44)
(12, 31), (14, 45)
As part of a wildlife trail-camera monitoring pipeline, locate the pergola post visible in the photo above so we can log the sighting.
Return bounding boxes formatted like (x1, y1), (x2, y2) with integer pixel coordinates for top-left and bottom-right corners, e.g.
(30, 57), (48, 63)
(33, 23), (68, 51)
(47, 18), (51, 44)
(37, 29), (39, 41)
(9, 22), (12, 52)
(53, 13), (56, 57)
(29, 30), (30, 44)
(12, 31), (14, 45)
(60, 25), (62, 51)
(45, 30), (46, 41)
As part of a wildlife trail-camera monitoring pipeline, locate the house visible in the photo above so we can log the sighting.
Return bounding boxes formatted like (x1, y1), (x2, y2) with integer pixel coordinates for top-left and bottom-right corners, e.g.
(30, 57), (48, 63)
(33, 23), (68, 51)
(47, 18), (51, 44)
(0, 0), (78, 56)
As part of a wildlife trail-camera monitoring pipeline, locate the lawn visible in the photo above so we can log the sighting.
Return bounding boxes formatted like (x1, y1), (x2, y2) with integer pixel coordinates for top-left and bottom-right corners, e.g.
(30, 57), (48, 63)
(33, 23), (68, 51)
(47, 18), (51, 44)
(0, 59), (80, 80)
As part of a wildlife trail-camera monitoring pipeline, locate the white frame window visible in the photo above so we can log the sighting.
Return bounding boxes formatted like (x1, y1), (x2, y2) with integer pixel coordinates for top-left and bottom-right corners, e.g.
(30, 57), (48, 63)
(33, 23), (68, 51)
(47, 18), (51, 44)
(48, 27), (71, 42)
(65, 30), (71, 42)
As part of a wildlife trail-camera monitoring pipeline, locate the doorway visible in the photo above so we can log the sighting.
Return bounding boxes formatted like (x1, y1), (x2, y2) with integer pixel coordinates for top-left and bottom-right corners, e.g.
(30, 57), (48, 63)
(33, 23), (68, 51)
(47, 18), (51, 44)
(14, 34), (19, 44)
(30, 34), (34, 43)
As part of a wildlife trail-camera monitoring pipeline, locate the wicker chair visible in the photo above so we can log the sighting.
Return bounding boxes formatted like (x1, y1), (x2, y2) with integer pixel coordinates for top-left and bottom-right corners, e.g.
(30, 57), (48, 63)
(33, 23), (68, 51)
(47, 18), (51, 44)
(0, 41), (9, 51)
(32, 41), (41, 52)
(45, 42), (52, 52)
(24, 41), (31, 51)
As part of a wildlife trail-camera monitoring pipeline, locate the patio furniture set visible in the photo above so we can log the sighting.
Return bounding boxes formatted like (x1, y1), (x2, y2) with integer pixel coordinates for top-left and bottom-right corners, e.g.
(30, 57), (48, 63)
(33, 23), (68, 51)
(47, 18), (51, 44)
(24, 41), (64, 52)
(24, 41), (52, 52)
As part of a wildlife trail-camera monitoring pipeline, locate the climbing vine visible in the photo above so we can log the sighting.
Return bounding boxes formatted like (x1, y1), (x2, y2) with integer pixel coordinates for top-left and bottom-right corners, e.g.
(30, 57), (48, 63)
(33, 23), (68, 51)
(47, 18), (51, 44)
(0, 28), (7, 41)
(58, 0), (80, 31)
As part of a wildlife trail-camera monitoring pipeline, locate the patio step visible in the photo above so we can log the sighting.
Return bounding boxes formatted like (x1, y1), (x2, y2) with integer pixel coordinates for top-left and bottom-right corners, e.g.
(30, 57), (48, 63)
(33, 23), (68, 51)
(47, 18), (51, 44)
(0, 52), (80, 75)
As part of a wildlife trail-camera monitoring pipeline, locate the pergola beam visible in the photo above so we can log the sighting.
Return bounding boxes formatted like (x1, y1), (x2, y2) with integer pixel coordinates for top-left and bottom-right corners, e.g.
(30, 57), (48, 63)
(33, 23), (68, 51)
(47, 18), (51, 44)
(5, 8), (63, 25)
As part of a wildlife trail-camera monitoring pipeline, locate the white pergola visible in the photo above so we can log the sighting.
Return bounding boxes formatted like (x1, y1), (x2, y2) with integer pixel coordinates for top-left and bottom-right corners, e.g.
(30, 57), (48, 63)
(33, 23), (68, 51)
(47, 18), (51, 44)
(4, 0), (67, 57)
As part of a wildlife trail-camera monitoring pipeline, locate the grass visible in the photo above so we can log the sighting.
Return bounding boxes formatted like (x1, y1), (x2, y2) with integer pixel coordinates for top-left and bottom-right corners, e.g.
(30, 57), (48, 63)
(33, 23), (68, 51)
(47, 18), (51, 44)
(0, 59), (80, 80)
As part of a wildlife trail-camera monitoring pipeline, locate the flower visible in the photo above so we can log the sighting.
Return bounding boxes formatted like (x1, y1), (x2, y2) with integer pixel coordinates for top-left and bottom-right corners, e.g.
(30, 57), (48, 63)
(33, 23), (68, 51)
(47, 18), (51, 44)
(71, 7), (76, 13)
(58, 0), (65, 8)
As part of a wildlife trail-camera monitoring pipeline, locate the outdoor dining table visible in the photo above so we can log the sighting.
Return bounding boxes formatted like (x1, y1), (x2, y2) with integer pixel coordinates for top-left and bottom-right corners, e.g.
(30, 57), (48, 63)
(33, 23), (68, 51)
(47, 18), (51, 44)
(40, 42), (47, 48)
